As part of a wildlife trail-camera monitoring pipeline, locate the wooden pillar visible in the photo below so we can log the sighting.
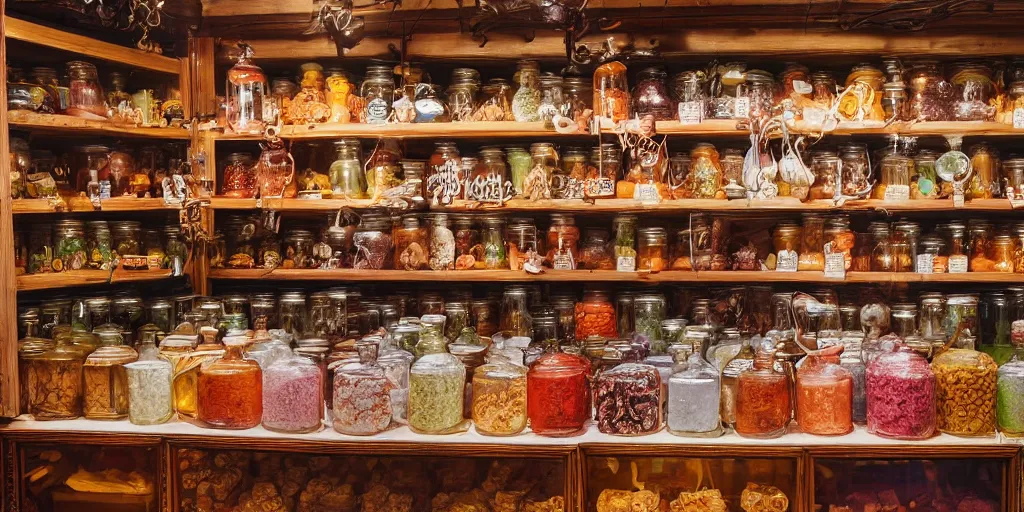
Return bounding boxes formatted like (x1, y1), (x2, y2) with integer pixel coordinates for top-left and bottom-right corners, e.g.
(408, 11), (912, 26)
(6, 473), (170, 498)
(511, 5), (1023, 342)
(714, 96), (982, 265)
(0, 0), (19, 419)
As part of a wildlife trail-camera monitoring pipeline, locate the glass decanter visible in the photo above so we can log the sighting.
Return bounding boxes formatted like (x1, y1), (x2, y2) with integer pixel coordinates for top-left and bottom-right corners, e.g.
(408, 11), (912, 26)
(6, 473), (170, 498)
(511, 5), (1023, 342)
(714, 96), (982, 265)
(735, 338), (791, 439)
(197, 338), (262, 429)
(668, 340), (723, 437)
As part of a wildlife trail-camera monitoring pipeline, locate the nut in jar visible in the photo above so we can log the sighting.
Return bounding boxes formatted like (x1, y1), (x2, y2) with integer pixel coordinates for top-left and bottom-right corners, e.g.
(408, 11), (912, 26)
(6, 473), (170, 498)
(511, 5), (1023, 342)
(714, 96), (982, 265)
(932, 348), (997, 437)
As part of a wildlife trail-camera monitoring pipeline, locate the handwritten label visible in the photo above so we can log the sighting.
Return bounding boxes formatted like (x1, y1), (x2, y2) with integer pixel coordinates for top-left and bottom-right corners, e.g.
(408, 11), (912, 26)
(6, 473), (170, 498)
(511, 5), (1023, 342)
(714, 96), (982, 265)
(776, 250), (798, 272)
(425, 159), (462, 206)
(883, 184), (910, 202)
(677, 101), (703, 125)
(733, 97), (751, 119)
(465, 173), (516, 204)
(366, 98), (389, 124)
(553, 252), (574, 270)
(916, 253), (935, 274)
(550, 176), (585, 200)
(617, 256), (636, 272)
(949, 254), (969, 273)
(584, 178), (615, 198)
(1015, 108), (1024, 129)
(825, 253), (846, 279)
(633, 183), (661, 204)
(953, 192), (965, 208)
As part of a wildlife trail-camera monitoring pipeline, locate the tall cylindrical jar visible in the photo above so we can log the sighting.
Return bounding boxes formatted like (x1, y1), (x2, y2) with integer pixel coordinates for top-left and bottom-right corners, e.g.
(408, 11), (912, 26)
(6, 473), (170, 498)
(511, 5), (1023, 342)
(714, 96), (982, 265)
(408, 335), (466, 434)
(932, 348), (997, 437)
(82, 345), (138, 419)
(124, 358), (173, 425)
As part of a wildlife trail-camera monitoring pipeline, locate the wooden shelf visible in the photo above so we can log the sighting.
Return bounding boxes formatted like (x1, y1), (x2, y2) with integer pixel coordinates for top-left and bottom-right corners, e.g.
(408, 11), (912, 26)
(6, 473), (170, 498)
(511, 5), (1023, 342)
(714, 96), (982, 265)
(209, 197), (377, 210)
(16, 268), (175, 291)
(12, 197), (181, 214)
(5, 17), (180, 75)
(207, 269), (1023, 284)
(210, 119), (1024, 141)
(9, 111), (190, 139)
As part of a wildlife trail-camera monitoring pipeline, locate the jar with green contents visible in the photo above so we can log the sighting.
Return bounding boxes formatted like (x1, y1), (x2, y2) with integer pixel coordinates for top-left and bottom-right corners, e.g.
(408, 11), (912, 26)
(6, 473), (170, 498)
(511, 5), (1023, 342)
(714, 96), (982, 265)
(613, 214), (637, 271)
(111, 221), (141, 258)
(54, 220), (87, 272)
(634, 294), (667, 353)
(408, 330), (466, 433)
(481, 215), (507, 269)
(329, 140), (367, 199)
(27, 227), (53, 274)
(85, 221), (112, 270)
(506, 146), (532, 195)
(164, 226), (187, 271)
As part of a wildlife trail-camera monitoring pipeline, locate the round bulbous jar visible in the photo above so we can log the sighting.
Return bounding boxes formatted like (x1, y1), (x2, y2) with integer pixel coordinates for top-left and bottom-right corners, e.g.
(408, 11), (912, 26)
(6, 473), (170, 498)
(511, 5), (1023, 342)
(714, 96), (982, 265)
(197, 340), (263, 429)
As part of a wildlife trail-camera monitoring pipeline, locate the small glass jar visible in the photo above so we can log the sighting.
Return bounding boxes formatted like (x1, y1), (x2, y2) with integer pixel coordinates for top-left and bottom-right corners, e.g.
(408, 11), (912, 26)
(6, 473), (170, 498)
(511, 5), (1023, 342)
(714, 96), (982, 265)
(353, 214), (393, 270)
(562, 76), (592, 121)
(453, 215), (478, 267)
(428, 142), (462, 196)
(511, 60), (541, 122)
(809, 151), (839, 201)
(527, 350), (591, 436)
(66, 61), (107, 120)
(263, 351), (323, 433)
(742, 70), (776, 120)
(991, 234), (1015, 273)
(633, 294), (667, 352)
(500, 285), (532, 338)
(612, 214), (638, 271)
(524, 142), (557, 200)
(470, 299), (499, 338)
(54, 219), (87, 272)
(671, 70), (707, 116)
(85, 221), (113, 270)
(637, 227), (668, 272)
(874, 153), (912, 201)
(839, 143), (871, 197)
(447, 68), (479, 122)
(687, 143), (723, 199)
(593, 61), (630, 122)
(595, 361), (662, 435)
(111, 296), (144, 334)
(537, 73), (564, 128)
(575, 289), (617, 340)
(444, 302), (469, 341)
(28, 336), (87, 420)
(577, 229), (613, 271)
(9, 138), (29, 200)
(278, 292), (308, 340)
(111, 220), (141, 258)
(480, 215), (507, 269)
(632, 67), (674, 120)
(969, 142), (998, 200)
(546, 213), (580, 268)
(507, 218), (537, 271)
(796, 349), (853, 435)
(394, 215), (429, 271)
(587, 144), (620, 199)
(198, 339), (262, 429)
(772, 222), (802, 270)
(408, 336), (466, 434)
(506, 146), (532, 196)
(951, 62), (996, 121)
(799, 215), (825, 271)
(866, 346), (936, 439)
(472, 344), (528, 436)
(361, 65), (395, 124)
(475, 78), (513, 121)
(932, 348), (997, 437)
(83, 345), (138, 420)
(329, 140), (367, 199)
(282, 229), (314, 269)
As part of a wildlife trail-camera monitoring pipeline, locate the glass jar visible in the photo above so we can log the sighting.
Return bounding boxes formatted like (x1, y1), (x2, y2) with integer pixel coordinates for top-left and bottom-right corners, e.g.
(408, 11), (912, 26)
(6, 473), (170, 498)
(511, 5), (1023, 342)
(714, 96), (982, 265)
(595, 361), (662, 435)
(796, 348), (853, 435)
(741, 70), (776, 120)
(874, 153), (911, 201)
(198, 339), (262, 429)
(667, 342), (722, 437)
(997, 327), (1024, 436)
(361, 65), (395, 124)
(808, 151), (839, 201)
(85, 221), (112, 270)
(506, 146), (531, 196)
(54, 219), (87, 272)
(470, 299), (498, 338)
(593, 60), (630, 122)
(839, 334), (867, 424)
(453, 215), (478, 267)
(575, 289), (617, 339)
(507, 218), (537, 271)
(637, 227), (668, 272)
(546, 213), (579, 268)
(562, 76), (592, 121)
(634, 294), (667, 352)
(527, 350), (591, 436)
(735, 340), (790, 438)
(280, 229), (312, 269)
(353, 214), (393, 270)
(28, 335), (87, 420)
(472, 344), (528, 436)
(687, 143), (723, 199)
(82, 345), (138, 420)
(332, 342), (395, 435)
(932, 348), (997, 437)
(632, 67), (674, 120)
(799, 215), (825, 271)
(408, 336), (466, 434)
(511, 60), (541, 122)
(586, 144), (620, 199)
(951, 62), (996, 121)
(9, 138), (29, 200)
(500, 285), (532, 337)
(1003, 158), (1024, 194)
(427, 142), (461, 196)
(992, 234), (1015, 273)
(612, 214), (638, 271)
(278, 292), (308, 339)
(866, 346), (936, 439)
(365, 141), (402, 199)
(537, 73), (564, 128)
(480, 215), (507, 269)
(905, 61), (951, 122)
(772, 222), (802, 271)
(329, 140), (367, 199)
(110, 220), (141, 259)
(671, 70), (707, 119)
(66, 61), (106, 120)
(111, 296), (144, 334)
(475, 78), (513, 121)
(444, 302), (469, 342)
(969, 143), (998, 200)
(523, 142), (557, 200)
(225, 47), (267, 134)
(555, 147), (587, 199)
(394, 215), (429, 271)
(261, 351), (323, 433)
(124, 357), (173, 425)
(447, 68), (479, 122)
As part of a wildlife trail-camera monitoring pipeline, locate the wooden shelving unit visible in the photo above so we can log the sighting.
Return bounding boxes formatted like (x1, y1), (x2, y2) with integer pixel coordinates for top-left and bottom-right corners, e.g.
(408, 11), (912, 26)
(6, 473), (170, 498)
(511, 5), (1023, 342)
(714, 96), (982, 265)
(12, 197), (181, 214)
(16, 268), (176, 291)
(8, 111), (190, 139)
(207, 268), (1024, 284)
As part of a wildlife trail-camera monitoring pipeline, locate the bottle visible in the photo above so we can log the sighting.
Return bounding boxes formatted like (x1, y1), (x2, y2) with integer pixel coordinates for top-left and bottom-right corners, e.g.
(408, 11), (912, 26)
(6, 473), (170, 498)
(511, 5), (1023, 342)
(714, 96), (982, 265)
(333, 342), (394, 435)
(720, 335), (756, 429)
(471, 339), (528, 436)
(527, 348), (591, 437)
(263, 350), (323, 433)
(997, 321), (1024, 436)
(668, 339), (724, 437)
(197, 337), (262, 429)
(735, 338), (791, 438)
(795, 345), (853, 435)
(408, 332), (466, 433)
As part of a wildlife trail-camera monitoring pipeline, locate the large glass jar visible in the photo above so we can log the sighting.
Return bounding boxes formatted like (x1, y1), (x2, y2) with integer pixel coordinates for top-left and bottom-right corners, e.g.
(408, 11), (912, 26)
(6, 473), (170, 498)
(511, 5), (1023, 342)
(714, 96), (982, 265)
(595, 361), (661, 435)
(28, 335), (87, 420)
(575, 289), (617, 339)
(687, 143), (723, 199)
(124, 356), (173, 425)
(735, 340), (790, 438)
(997, 326), (1024, 436)
(527, 350), (591, 436)
(546, 213), (579, 268)
(54, 219), (87, 271)
(353, 214), (393, 270)
(361, 65), (394, 124)
(408, 336), (466, 434)
(225, 46), (267, 135)
(637, 227), (668, 272)
(506, 146), (531, 195)
(969, 143), (998, 200)
(632, 67), (674, 120)
(932, 348), (997, 437)
(262, 351), (322, 433)
(197, 340), (262, 429)
(500, 285), (532, 337)
(511, 60), (541, 122)
(667, 346), (722, 437)
(865, 346), (936, 439)
(66, 61), (106, 120)
(951, 62), (996, 121)
(796, 347), (853, 435)
(480, 215), (507, 269)
(82, 345), (138, 420)
(394, 215), (428, 271)
(333, 342), (395, 435)
(329, 140), (367, 199)
(472, 343), (528, 436)
(593, 61), (630, 123)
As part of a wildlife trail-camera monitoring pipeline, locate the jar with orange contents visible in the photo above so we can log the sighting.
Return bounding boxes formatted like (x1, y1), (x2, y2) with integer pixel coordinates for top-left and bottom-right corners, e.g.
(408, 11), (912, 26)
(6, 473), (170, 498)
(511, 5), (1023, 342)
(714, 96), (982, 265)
(969, 221), (995, 272)
(796, 345), (853, 435)
(545, 213), (580, 269)
(575, 288), (617, 340)
(772, 222), (802, 271)
(798, 214), (825, 271)
(991, 234), (1015, 273)
(637, 227), (667, 272)
(824, 215), (855, 270)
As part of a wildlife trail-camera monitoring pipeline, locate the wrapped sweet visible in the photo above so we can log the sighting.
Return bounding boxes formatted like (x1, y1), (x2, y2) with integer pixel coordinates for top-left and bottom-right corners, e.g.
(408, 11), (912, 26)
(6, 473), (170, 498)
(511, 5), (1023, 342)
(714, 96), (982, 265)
(668, 489), (727, 512)
(740, 483), (789, 512)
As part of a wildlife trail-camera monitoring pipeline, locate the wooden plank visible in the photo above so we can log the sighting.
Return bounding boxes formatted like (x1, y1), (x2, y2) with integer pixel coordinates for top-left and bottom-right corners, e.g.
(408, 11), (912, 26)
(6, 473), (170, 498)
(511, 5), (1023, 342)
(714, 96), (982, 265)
(16, 269), (174, 291)
(8, 111), (190, 139)
(4, 17), (180, 75)
(0, 0), (19, 418)
(12, 198), (181, 214)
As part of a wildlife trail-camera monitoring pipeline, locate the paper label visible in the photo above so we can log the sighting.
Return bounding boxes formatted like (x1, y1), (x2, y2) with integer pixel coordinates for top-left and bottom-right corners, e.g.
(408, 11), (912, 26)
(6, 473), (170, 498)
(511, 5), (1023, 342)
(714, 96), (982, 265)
(553, 252), (574, 270)
(584, 178), (615, 198)
(949, 254), (969, 273)
(633, 183), (661, 203)
(617, 256), (636, 272)
(793, 80), (813, 95)
(916, 253), (935, 274)
(366, 98), (389, 123)
(1014, 108), (1024, 129)
(776, 250), (798, 272)
(802, 107), (827, 127)
(953, 192), (965, 208)
(299, 190), (322, 200)
(98, 181), (111, 200)
(883, 184), (910, 202)
(677, 101), (703, 125)
(733, 97), (751, 119)
(825, 253), (846, 279)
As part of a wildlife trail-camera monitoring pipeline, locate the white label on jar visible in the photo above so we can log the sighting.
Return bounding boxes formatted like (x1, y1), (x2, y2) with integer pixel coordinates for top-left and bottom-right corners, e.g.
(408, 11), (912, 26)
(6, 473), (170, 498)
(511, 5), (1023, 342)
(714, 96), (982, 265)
(678, 101), (703, 125)
(825, 253), (845, 279)
(949, 254), (969, 273)
(98, 181), (111, 199)
(617, 256), (636, 272)
(802, 107), (827, 126)
(366, 98), (389, 123)
(916, 253), (935, 274)
(776, 250), (798, 272)
(553, 252), (574, 270)
(733, 97), (751, 119)
(953, 192), (965, 208)
(1014, 108), (1024, 129)
(793, 80), (814, 95)
(883, 184), (910, 202)
(634, 183), (661, 203)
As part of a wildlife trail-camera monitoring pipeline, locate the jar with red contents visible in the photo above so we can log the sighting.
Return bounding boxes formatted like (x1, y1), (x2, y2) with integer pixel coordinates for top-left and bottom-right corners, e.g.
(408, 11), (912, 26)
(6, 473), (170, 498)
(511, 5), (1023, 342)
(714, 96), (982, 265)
(222, 153), (257, 198)
(632, 67), (674, 121)
(197, 338), (262, 429)
(575, 288), (617, 340)
(527, 350), (591, 437)
(545, 213), (579, 269)
(66, 61), (107, 120)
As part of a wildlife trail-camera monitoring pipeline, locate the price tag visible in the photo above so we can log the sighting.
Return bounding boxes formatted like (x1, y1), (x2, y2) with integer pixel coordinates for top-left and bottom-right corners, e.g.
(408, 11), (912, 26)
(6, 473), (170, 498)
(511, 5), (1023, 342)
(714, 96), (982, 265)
(733, 97), (751, 119)
(776, 250), (798, 272)
(916, 253), (935, 274)
(949, 254), (969, 273)
(825, 253), (846, 279)
(677, 101), (703, 125)
(553, 253), (574, 270)
(616, 256), (636, 272)
(952, 180), (965, 208)
(1014, 108), (1024, 129)
(793, 80), (813, 95)
(883, 184), (910, 202)
(633, 183), (661, 203)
